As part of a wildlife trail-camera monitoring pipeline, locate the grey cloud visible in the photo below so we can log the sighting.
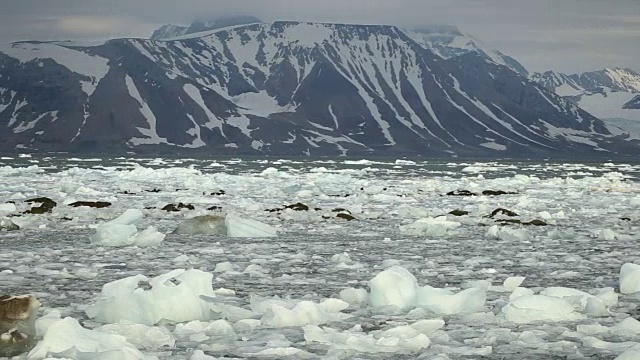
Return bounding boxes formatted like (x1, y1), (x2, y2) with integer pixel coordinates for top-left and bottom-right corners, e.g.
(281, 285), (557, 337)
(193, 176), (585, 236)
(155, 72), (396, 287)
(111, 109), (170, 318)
(0, 0), (639, 72)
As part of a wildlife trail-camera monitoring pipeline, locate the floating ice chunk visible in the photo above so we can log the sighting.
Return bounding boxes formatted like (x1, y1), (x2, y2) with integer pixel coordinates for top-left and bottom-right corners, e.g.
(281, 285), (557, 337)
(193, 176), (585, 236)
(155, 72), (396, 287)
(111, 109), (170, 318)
(213, 288), (235, 296)
(462, 280), (492, 291)
(503, 277), (526, 291)
(369, 266), (419, 310)
(190, 349), (217, 360)
(0, 217), (19, 231)
(486, 225), (530, 241)
(620, 263), (640, 294)
(331, 253), (352, 264)
(415, 286), (486, 315)
(173, 215), (226, 236)
(249, 296), (297, 316)
(189, 332), (209, 342)
(331, 252), (364, 269)
(540, 287), (610, 313)
(251, 347), (311, 357)
(397, 207), (431, 218)
(395, 159), (417, 165)
(201, 319), (235, 338)
(576, 323), (610, 335)
(97, 322), (175, 349)
(303, 324), (430, 354)
(0, 203), (17, 215)
(411, 319), (445, 335)
(599, 229), (619, 241)
(548, 229), (578, 240)
(262, 299), (350, 327)
(225, 214), (276, 238)
(233, 319), (261, 332)
(173, 321), (208, 337)
(612, 317), (640, 336)
(214, 262), (236, 273)
(132, 226), (165, 247)
(379, 325), (431, 349)
(199, 296), (255, 322)
(399, 217), (460, 236)
(368, 266), (485, 315)
(86, 269), (216, 325)
(281, 184), (301, 194)
(28, 317), (145, 360)
(582, 336), (640, 354)
(339, 288), (368, 306)
(617, 347), (640, 360)
(109, 209), (144, 226)
(244, 264), (268, 275)
(91, 224), (138, 247)
(593, 287), (619, 308)
(173, 254), (189, 263)
(35, 309), (62, 336)
(91, 209), (164, 247)
(584, 297), (610, 317)
(501, 295), (584, 324)
(486, 225), (499, 238)
(538, 211), (552, 220)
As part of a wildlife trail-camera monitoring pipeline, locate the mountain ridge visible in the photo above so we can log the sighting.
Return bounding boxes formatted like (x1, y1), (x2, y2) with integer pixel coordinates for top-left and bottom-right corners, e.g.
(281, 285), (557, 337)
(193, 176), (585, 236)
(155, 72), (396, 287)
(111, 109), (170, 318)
(0, 21), (637, 158)
(150, 15), (263, 40)
(531, 67), (640, 121)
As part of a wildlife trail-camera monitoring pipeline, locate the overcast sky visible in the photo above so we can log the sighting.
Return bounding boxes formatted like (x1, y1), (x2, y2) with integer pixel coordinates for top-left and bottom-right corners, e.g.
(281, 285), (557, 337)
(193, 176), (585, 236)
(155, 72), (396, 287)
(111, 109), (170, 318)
(1, 0), (639, 73)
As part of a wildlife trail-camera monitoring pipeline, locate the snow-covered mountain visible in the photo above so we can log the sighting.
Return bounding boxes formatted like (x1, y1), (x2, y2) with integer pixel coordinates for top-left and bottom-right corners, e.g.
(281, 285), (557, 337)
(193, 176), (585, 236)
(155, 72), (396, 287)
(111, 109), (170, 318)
(403, 25), (529, 76)
(624, 95), (640, 110)
(151, 16), (263, 40)
(0, 21), (637, 157)
(532, 68), (640, 121)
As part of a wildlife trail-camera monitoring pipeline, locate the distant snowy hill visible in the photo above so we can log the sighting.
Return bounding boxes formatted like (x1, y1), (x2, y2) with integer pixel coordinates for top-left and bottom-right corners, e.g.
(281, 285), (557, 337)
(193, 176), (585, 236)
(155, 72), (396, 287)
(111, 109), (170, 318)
(624, 95), (640, 110)
(0, 21), (638, 157)
(403, 25), (529, 76)
(151, 16), (263, 40)
(532, 68), (640, 121)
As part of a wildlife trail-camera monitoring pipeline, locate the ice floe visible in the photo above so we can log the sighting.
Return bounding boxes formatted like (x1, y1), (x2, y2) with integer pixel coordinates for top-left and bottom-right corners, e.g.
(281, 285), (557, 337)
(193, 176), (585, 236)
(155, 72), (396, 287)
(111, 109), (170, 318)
(1, 157), (640, 358)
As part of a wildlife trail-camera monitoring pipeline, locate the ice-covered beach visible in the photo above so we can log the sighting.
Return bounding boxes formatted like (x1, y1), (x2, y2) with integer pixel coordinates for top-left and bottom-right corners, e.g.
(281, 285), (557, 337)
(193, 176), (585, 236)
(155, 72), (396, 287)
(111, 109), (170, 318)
(1, 155), (640, 359)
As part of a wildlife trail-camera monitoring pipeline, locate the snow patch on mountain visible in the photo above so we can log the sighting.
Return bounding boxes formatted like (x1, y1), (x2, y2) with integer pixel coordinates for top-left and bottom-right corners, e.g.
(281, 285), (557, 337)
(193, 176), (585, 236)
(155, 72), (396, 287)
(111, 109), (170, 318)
(543, 122), (603, 149)
(232, 92), (293, 117)
(183, 84), (224, 132)
(126, 75), (168, 146)
(0, 42), (109, 96)
(13, 112), (53, 133)
(183, 114), (206, 148)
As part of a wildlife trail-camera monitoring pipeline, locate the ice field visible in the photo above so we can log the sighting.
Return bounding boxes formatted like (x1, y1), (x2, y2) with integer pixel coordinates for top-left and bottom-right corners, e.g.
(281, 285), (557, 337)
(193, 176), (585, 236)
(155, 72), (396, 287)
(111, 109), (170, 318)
(1, 155), (640, 359)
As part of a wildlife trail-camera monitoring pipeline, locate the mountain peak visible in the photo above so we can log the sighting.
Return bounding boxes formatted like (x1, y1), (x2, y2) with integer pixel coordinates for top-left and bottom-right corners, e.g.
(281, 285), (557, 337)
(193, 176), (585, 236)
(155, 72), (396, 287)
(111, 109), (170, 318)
(150, 15), (262, 40)
(403, 26), (528, 76)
